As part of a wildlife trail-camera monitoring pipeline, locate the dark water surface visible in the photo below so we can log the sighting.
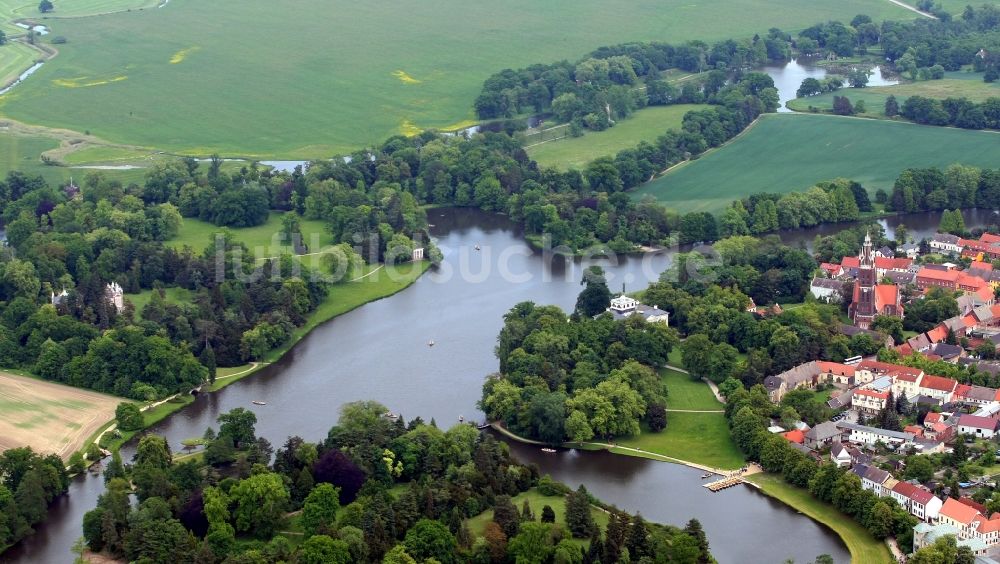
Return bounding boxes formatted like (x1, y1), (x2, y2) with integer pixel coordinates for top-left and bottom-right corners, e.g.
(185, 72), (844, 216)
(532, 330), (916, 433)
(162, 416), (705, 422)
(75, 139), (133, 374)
(11, 207), (988, 563)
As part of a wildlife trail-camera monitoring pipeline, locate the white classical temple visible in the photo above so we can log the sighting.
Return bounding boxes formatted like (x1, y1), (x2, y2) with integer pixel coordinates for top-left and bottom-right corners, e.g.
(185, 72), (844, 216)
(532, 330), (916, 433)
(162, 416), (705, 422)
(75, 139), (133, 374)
(605, 294), (669, 324)
(105, 282), (124, 312)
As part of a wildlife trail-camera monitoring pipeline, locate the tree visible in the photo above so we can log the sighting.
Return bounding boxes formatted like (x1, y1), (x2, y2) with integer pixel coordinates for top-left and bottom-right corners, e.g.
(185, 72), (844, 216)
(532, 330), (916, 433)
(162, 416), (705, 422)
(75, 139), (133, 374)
(576, 266), (611, 317)
(832, 96), (854, 116)
(217, 407), (257, 449)
(301, 483), (340, 536)
(38, 0), (52, 12)
(404, 519), (457, 564)
(885, 95), (899, 117)
(298, 535), (352, 564)
(541, 505), (556, 523)
(509, 522), (555, 564)
(939, 209), (966, 235)
(229, 472), (289, 537)
(492, 494), (520, 539)
(565, 485), (595, 538)
(115, 402), (144, 431)
(311, 449), (366, 505)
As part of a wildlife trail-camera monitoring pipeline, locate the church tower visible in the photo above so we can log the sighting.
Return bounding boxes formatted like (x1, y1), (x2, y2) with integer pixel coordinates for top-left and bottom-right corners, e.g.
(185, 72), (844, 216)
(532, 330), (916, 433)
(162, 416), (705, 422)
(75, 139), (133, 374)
(851, 232), (877, 328)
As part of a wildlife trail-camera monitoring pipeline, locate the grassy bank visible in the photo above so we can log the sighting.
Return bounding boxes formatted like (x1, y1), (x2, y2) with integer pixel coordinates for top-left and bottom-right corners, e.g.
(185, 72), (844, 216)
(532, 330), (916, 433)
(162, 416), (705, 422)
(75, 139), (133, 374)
(747, 473), (893, 564)
(526, 104), (709, 170)
(1, 0), (914, 157)
(633, 113), (1000, 213)
(616, 368), (742, 469)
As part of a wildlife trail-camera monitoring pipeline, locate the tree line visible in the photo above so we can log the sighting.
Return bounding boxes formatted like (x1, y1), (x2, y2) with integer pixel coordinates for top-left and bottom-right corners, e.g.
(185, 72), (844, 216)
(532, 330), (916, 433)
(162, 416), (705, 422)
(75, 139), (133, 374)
(0, 447), (69, 553)
(78, 401), (713, 563)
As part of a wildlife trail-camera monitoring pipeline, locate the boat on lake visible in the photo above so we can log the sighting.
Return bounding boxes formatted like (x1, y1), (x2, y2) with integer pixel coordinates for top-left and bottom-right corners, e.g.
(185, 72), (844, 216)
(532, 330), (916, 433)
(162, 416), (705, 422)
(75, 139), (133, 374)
(252, 400), (266, 406)
(540, 448), (557, 453)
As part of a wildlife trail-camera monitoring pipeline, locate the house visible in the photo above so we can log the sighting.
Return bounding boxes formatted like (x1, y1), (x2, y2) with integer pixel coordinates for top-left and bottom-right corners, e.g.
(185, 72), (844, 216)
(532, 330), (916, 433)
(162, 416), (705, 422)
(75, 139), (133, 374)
(956, 385), (998, 406)
(898, 242), (921, 259)
(939, 497), (982, 535)
(804, 420), (843, 449)
(930, 497), (1000, 555)
(874, 256), (913, 278)
(918, 374), (958, 403)
(886, 270), (916, 286)
(929, 342), (966, 363)
(605, 295), (670, 325)
(958, 414), (999, 438)
(927, 422), (955, 443)
(817, 361), (856, 386)
(830, 442), (853, 467)
(917, 267), (962, 291)
(876, 245), (895, 258)
(838, 421), (915, 447)
(50, 288), (68, 306)
(764, 361), (822, 402)
(856, 360), (923, 387)
(819, 262), (844, 277)
(852, 464), (893, 496)
(852, 388), (888, 415)
(891, 481), (944, 520)
(930, 233), (963, 255)
(782, 429), (806, 444)
(913, 523), (988, 556)
(810, 277), (847, 303)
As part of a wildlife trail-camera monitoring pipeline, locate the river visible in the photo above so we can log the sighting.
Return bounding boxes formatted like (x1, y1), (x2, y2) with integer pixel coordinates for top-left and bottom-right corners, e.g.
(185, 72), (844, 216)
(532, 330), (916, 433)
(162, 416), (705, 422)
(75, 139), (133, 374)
(5, 207), (991, 563)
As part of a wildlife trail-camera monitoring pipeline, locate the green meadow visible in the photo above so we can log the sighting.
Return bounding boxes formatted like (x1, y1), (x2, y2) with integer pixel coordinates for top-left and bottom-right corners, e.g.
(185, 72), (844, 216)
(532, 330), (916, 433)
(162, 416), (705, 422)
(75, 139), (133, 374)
(167, 212), (331, 254)
(527, 104), (708, 170)
(466, 487), (610, 546)
(633, 113), (1000, 213)
(0, 0), (914, 158)
(787, 71), (1000, 115)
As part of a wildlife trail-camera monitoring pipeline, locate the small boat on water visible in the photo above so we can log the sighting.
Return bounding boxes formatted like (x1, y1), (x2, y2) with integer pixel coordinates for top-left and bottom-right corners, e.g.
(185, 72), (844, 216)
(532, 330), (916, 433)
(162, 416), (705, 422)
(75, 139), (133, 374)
(458, 415), (465, 423)
(700, 473), (713, 479)
(540, 448), (557, 453)
(428, 340), (435, 347)
(384, 412), (400, 419)
(252, 400), (266, 406)
(474, 244), (481, 251)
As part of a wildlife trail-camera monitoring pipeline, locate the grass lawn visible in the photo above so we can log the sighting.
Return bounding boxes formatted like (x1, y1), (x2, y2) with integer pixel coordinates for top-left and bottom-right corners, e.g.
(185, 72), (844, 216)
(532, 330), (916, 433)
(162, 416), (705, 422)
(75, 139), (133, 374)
(126, 285), (191, 312)
(787, 71), (1000, 116)
(526, 104), (708, 170)
(0, 41), (40, 86)
(661, 367), (722, 411)
(632, 113), (1000, 213)
(616, 413), (745, 470)
(466, 487), (609, 546)
(168, 212), (331, 254)
(0, 0), (915, 157)
(747, 473), (893, 564)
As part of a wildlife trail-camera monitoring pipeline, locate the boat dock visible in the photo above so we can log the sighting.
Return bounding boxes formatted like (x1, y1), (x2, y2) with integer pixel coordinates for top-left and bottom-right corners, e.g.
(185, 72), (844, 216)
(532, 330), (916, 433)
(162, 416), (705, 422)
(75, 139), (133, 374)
(704, 475), (744, 491)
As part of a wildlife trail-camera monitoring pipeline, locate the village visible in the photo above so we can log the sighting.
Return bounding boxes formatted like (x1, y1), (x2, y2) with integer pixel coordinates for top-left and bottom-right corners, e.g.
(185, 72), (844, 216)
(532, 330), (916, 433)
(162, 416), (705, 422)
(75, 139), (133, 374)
(759, 231), (1000, 558)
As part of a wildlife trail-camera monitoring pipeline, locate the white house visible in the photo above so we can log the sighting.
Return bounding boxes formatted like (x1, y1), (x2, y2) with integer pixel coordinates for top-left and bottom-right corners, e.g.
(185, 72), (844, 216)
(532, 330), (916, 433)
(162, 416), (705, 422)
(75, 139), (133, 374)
(958, 414), (999, 439)
(105, 282), (124, 312)
(837, 422), (915, 447)
(605, 295), (669, 325)
(810, 277), (847, 303)
(930, 233), (962, 255)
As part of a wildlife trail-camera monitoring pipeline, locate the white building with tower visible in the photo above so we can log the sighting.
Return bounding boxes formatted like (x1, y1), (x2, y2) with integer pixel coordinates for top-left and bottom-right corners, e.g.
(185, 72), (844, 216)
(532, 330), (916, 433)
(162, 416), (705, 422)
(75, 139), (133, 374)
(105, 282), (124, 312)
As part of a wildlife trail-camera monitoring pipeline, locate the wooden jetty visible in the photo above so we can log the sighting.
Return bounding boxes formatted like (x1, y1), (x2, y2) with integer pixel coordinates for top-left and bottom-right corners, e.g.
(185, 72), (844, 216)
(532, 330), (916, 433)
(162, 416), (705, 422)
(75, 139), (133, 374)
(703, 475), (745, 492)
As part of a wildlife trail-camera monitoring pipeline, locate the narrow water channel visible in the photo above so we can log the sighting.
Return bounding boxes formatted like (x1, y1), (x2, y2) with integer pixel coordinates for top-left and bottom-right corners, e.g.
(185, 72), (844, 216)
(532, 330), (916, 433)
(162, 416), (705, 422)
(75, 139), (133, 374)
(6, 207), (989, 563)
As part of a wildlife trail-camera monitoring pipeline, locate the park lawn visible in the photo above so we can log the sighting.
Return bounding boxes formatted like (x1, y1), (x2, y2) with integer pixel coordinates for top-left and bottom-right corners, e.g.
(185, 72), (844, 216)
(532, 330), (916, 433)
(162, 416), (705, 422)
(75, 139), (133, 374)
(0, 40), (39, 86)
(466, 487), (609, 546)
(0, 0), (915, 157)
(526, 104), (708, 170)
(661, 367), (722, 411)
(1, 0), (158, 18)
(126, 285), (191, 312)
(632, 113), (1000, 213)
(167, 213), (331, 254)
(787, 72), (1000, 116)
(616, 413), (745, 470)
(747, 473), (894, 564)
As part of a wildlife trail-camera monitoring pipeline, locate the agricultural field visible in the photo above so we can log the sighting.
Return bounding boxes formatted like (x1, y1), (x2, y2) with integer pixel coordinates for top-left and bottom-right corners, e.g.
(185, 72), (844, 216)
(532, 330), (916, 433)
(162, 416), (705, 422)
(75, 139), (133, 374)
(527, 104), (708, 170)
(0, 370), (122, 460)
(633, 113), (1000, 214)
(787, 71), (1000, 115)
(0, 0), (916, 158)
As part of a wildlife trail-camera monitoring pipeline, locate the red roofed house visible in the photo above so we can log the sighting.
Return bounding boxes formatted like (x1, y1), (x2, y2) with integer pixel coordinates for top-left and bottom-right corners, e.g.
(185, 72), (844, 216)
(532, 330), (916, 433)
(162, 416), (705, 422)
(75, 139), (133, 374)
(972, 261), (994, 272)
(820, 262), (844, 277)
(817, 361), (856, 386)
(924, 412), (943, 427)
(981, 233), (1000, 245)
(939, 497), (981, 534)
(852, 389), (889, 415)
(874, 256), (913, 278)
(856, 360), (923, 386)
(958, 414), (999, 439)
(917, 267), (961, 290)
(841, 256), (860, 270)
(919, 374), (958, 403)
(850, 233), (904, 329)
(782, 429), (805, 444)
(891, 481), (943, 521)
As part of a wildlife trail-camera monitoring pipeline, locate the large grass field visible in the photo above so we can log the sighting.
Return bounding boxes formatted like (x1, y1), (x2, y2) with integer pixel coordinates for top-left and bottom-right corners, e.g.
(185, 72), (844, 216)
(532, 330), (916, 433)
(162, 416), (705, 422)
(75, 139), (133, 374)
(787, 71), (1000, 115)
(167, 212), (331, 254)
(466, 487), (610, 546)
(633, 113), (1000, 213)
(747, 473), (894, 564)
(527, 104), (708, 170)
(0, 370), (123, 460)
(0, 0), (916, 158)
(616, 368), (744, 470)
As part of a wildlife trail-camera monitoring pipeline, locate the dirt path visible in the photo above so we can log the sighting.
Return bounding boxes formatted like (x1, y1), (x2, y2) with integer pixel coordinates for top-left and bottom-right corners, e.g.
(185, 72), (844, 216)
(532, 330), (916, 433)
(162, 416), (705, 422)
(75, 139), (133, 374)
(886, 0), (937, 19)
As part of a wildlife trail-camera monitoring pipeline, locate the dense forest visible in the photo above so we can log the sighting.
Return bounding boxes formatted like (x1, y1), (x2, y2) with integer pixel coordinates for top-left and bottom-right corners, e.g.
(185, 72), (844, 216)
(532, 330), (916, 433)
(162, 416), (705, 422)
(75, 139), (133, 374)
(79, 401), (715, 563)
(0, 447), (70, 553)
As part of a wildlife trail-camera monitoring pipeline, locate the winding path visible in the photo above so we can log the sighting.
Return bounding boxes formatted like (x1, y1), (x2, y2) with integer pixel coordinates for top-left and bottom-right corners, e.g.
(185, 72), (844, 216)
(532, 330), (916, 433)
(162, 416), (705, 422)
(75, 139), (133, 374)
(886, 0), (937, 19)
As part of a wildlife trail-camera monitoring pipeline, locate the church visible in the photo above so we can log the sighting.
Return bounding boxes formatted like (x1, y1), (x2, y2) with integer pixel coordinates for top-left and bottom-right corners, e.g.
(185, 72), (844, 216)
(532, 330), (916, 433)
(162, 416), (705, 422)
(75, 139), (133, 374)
(849, 232), (904, 329)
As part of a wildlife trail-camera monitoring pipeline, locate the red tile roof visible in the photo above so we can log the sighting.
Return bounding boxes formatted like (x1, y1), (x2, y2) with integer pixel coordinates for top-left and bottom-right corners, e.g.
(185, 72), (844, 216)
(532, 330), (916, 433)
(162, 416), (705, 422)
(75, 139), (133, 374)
(903, 425), (925, 437)
(842, 257), (860, 269)
(972, 261), (994, 272)
(955, 384), (972, 398)
(782, 429), (805, 444)
(910, 487), (937, 505)
(925, 413), (943, 424)
(817, 361), (855, 376)
(976, 285), (995, 302)
(858, 360), (923, 378)
(942, 497), (981, 525)
(921, 374), (958, 393)
(875, 257), (913, 271)
(875, 285), (900, 309)
(917, 268), (961, 282)
(981, 233), (1000, 244)
(892, 481), (918, 498)
(856, 389), (888, 399)
(927, 326), (948, 343)
(960, 496), (988, 514)
(977, 517), (1000, 534)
